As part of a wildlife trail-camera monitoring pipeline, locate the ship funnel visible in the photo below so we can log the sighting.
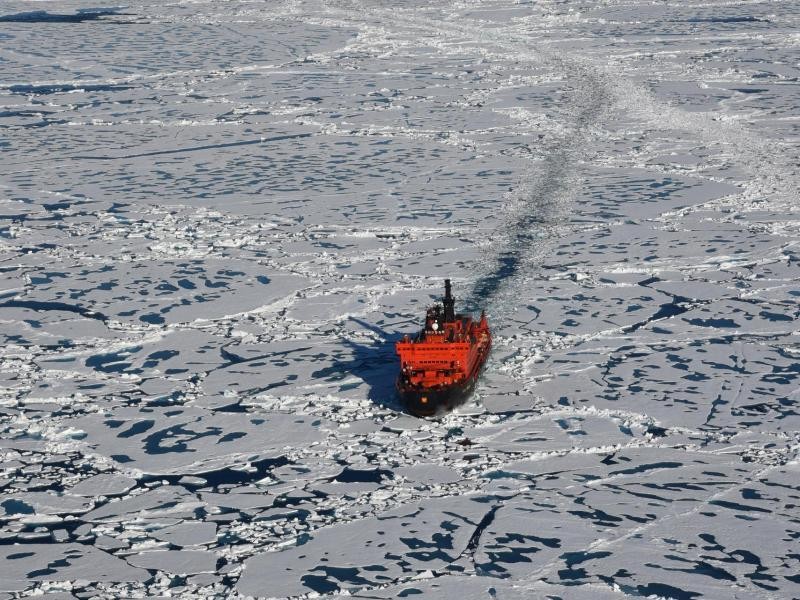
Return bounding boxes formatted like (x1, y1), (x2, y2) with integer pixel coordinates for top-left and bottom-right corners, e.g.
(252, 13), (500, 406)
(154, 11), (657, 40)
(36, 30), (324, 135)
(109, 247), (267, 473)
(443, 279), (456, 322)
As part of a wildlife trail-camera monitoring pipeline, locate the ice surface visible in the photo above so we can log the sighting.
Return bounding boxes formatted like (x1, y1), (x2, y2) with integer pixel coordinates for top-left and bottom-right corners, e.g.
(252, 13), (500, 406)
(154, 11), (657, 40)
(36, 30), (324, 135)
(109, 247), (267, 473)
(1, 0), (799, 598)
(126, 549), (218, 575)
(238, 495), (491, 597)
(67, 473), (137, 497)
(0, 544), (149, 592)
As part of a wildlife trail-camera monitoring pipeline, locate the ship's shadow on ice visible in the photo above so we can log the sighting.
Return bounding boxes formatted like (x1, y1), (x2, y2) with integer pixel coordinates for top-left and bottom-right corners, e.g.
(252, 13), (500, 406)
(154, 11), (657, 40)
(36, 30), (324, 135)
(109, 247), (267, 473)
(329, 317), (406, 413)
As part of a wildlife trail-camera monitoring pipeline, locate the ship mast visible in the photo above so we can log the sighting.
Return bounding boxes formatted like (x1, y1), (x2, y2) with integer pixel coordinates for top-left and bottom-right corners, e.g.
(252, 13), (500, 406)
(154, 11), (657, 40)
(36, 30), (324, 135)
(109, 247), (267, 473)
(443, 279), (456, 322)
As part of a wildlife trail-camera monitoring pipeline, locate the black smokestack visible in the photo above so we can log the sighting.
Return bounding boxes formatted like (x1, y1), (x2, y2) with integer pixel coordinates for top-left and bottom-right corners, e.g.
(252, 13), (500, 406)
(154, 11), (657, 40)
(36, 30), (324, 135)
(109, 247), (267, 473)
(443, 279), (456, 322)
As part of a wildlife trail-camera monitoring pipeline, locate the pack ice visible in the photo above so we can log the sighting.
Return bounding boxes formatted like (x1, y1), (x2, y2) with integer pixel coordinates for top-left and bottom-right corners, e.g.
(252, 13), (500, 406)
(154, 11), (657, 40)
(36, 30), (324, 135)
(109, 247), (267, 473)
(1, 1), (798, 599)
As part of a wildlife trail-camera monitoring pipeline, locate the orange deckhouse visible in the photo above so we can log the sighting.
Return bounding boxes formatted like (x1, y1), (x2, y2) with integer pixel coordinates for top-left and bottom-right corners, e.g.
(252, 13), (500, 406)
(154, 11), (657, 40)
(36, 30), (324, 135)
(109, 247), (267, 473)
(396, 279), (491, 416)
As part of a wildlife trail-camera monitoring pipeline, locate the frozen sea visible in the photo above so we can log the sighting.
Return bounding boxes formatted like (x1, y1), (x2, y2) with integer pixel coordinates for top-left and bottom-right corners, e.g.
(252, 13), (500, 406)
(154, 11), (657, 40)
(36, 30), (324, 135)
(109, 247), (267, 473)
(1, 1), (799, 598)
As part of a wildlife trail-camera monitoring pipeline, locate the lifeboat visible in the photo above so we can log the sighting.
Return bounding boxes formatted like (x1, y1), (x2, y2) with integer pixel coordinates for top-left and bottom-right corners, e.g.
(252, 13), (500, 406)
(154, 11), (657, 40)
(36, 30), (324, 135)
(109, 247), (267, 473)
(396, 279), (491, 416)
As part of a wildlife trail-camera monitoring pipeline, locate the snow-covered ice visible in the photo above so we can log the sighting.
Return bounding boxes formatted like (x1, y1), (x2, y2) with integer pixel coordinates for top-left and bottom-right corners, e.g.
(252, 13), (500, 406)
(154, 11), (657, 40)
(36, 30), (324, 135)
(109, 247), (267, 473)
(1, 0), (799, 598)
